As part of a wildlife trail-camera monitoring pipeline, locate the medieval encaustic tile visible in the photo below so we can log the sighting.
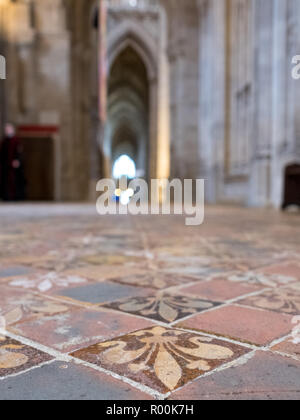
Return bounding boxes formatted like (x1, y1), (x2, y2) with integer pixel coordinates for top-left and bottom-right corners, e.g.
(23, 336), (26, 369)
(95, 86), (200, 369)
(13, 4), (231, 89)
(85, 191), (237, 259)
(102, 294), (221, 323)
(228, 271), (298, 288)
(238, 284), (300, 316)
(0, 286), (73, 328)
(71, 326), (249, 393)
(0, 336), (52, 377)
(110, 272), (199, 290)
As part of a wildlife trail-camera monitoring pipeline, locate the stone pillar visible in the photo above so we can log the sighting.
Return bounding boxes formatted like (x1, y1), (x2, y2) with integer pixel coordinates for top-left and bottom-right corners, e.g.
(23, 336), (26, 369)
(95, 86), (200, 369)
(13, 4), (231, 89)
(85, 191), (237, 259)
(248, 0), (274, 207)
(198, 0), (227, 203)
(34, 0), (72, 200)
(166, 0), (200, 180)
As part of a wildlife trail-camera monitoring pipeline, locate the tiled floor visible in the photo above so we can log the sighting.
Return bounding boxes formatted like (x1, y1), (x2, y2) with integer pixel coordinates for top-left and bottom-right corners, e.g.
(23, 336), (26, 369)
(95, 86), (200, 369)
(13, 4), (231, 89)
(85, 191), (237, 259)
(0, 204), (299, 400)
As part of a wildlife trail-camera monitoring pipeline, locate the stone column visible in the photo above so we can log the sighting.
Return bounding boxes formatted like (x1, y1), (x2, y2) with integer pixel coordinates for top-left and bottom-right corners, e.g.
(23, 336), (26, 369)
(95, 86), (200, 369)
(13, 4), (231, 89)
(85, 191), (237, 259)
(34, 0), (72, 200)
(166, 0), (200, 181)
(248, 0), (274, 207)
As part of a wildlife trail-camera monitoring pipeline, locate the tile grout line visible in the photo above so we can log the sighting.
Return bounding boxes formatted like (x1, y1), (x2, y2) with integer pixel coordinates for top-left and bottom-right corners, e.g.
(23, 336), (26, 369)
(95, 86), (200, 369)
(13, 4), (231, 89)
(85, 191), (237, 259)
(0, 359), (56, 382)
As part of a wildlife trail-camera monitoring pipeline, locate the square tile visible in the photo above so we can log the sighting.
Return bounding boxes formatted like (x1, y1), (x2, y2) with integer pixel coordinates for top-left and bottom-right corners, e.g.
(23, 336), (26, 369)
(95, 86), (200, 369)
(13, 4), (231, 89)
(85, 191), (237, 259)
(176, 305), (294, 346)
(169, 351), (300, 400)
(0, 335), (52, 377)
(64, 265), (143, 282)
(258, 261), (300, 281)
(0, 266), (33, 279)
(71, 326), (249, 393)
(102, 293), (221, 323)
(0, 361), (153, 400)
(237, 285), (300, 316)
(226, 270), (297, 288)
(56, 282), (149, 305)
(10, 308), (155, 353)
(0, 286), (73, 328)
(271, 337), (300, 360)
(180, 278), (262, 302)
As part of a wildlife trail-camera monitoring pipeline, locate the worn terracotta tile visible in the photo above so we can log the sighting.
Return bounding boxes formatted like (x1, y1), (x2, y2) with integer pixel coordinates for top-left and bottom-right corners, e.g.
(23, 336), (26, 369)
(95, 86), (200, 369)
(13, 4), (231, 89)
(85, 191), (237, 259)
(71, 326), (249, 393)
(55, 281), (151, 305)
(176, 305), (294, 346)
(10, 308), (155, 353)
(102, 293), (221, 323)
(169, 351), (300, 400)
(0, 335), (52, 377)
(237, 285), (300, 316)
(258, 261), (300, 281)
(272, 337), (300, 359)
(180, 278), (262, 302)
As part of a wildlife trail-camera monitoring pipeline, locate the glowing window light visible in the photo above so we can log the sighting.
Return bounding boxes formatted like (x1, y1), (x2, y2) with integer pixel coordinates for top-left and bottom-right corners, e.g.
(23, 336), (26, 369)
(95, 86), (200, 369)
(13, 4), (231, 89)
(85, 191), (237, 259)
(113, 154), (136, 179)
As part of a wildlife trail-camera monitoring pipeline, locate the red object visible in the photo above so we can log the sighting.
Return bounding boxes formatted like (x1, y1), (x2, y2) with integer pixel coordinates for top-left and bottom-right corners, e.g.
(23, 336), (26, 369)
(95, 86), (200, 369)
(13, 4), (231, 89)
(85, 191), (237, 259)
(17, 125), (59, 137)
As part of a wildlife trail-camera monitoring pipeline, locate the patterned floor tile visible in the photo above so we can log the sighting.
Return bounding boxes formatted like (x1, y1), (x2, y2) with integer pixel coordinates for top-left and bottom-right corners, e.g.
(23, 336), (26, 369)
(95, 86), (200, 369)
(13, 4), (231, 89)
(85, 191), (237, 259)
(110, 272), (199, 290)
(0, 335), (52, 377)
(180, 278), (262, 302)
(64, 265), (144, 283)
(238, 285), (300, 315)
(176, 304), (294, 346)
(226, 270), (298, 288)
(271, 337), (300, 360)
(258, 261), (300, 281)
(102, 293), (221, 323)
(0, 286), (73, 328)
(10, 308), (155, 353)
(169, 351), (300, 400)
(71, 326), (249, 393)
(55, 281), (150, 305)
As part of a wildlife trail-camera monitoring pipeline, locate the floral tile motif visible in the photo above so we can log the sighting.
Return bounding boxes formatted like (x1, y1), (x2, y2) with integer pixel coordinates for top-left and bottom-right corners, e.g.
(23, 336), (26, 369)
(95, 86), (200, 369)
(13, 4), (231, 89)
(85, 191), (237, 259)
(0, 336), (52, 377)
(228, 271), (297, 288)
(110, 272), (198, 290)
(238, 285), (300, 316)
(7, 272), (88, 294)
(102, 294), (221, 323)
(0, 287), (72, 328)
(71, 326), (249, 393)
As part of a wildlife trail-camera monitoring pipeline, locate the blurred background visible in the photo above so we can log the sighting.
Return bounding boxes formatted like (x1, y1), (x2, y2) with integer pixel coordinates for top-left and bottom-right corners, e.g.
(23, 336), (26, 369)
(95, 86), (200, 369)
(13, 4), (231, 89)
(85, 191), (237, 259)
(0, 0), (300, 209)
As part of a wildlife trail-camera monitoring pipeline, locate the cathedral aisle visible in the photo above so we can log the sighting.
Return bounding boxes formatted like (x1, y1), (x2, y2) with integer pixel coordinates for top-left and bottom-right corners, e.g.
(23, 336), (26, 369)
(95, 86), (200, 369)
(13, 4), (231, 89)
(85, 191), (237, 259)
(0, 204), (299, 400)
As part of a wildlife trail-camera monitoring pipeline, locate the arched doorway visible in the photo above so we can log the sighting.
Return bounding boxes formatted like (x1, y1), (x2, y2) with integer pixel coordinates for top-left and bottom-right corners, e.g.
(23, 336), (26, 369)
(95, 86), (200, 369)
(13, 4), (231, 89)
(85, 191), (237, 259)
(282, 164), (300, 209)
(104, 45), (150, 181)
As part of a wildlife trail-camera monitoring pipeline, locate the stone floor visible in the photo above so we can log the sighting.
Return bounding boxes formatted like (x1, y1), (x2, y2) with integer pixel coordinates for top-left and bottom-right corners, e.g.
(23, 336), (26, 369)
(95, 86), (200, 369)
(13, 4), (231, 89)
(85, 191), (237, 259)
(0, 204), (299, 400)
